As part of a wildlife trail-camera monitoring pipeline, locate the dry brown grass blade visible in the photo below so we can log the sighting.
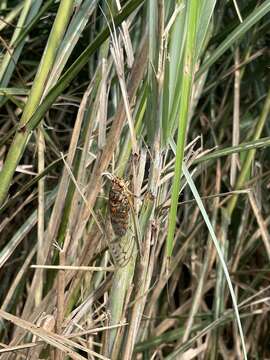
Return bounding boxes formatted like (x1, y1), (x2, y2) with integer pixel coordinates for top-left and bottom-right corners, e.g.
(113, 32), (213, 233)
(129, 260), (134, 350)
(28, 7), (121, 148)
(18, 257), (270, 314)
(248, 191), (270, 259)
(115, 0), (134, 68)
(110, 19), (139, 155)
(31, 265), (114, 271)
(98, 58), (109, 149)
(36, 125), (45, 306)
(60, 152), (103, 233)
(230, 46), (240, 186)
(121, 220), (153, 359)
(5, 254), (110, 354)
(44, 79), (95, 267)
(55, 240), (68, 360)
(0, 342), (39, 354)
(0, 309), (110, 360)
(182, 163), (221, 344)
(1, 246), (36, 311)
(181, 343), (207, 360)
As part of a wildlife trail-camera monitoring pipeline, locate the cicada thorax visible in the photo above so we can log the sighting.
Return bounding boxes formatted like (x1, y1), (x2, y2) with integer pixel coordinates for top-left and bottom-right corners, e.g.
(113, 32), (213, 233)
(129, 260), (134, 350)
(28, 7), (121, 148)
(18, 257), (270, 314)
(109, 177), (131, 237)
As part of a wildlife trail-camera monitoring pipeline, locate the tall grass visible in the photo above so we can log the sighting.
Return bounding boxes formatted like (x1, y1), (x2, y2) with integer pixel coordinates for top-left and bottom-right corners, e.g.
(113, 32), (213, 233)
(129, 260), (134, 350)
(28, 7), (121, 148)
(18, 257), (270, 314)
(0, 0), (270, 359)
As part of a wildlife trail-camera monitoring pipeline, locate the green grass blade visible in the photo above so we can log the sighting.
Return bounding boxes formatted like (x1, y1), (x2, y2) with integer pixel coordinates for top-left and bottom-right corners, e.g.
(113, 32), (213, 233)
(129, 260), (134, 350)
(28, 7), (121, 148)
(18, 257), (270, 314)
(197, 1), (270, 78)
(44, 0), (98, 90)
(193, 136), (270, 165)
(166, 0), (199, 256)
(0, 3), (23, 32)
(163, 3), (186, 144)
(196, 0), (216, 59)
(146, 0), (159, 144)
(227, 88), (270, 216)
(0, 0), (43, 103)
(19, 0), (74, 126)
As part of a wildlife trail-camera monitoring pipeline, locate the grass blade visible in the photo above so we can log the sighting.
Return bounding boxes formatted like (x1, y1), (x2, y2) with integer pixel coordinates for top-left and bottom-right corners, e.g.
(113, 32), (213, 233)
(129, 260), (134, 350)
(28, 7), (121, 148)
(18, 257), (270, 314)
(182, 163), (247, 360)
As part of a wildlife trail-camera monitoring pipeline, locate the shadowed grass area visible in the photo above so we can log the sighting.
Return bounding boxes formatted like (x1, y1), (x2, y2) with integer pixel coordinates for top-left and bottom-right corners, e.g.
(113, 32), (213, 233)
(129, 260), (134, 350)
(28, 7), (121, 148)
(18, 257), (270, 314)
(0, 0), (270, 359)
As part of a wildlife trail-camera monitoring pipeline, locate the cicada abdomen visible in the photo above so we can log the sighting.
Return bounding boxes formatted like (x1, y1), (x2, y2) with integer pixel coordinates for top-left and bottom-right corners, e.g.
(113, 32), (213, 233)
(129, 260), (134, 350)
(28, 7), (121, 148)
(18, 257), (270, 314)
(109, 236), (134, 267)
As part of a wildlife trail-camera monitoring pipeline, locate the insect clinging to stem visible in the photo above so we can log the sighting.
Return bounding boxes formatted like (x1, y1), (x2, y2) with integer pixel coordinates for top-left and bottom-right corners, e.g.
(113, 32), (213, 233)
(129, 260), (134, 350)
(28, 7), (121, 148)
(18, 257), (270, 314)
(104, 173), (132, 237)
(103, 172), (142, 264)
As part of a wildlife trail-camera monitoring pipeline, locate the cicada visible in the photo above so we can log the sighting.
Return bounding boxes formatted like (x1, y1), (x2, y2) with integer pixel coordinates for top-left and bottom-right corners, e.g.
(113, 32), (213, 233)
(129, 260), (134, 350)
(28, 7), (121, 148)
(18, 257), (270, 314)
(103, 173), (141, 267)
(108, 176), (131, 237)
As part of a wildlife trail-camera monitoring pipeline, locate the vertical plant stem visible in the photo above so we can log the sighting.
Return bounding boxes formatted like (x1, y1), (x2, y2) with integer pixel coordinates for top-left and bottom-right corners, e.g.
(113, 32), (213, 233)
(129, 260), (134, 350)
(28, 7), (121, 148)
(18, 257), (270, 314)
(227, 88), (270, 216)
(248, 191), (270, 259)
(230, 46), (240, 186)
(36, 127), (45, 305)
(166, 0), (199, 256)
(56, 243), (67, 360)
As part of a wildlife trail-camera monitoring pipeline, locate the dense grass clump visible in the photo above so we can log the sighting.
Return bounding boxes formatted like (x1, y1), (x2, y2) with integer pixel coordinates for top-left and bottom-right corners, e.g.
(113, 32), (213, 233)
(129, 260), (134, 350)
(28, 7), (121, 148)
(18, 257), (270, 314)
(0, 1), (270, 359)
